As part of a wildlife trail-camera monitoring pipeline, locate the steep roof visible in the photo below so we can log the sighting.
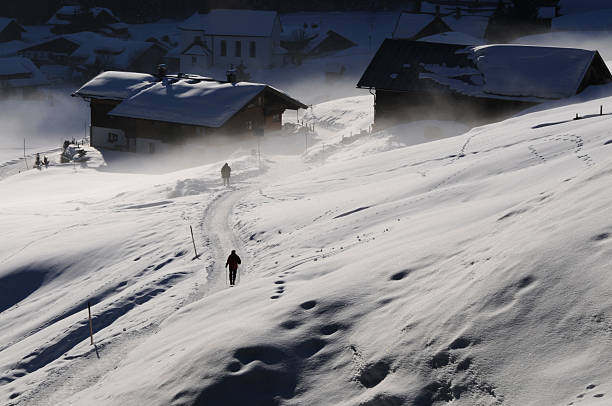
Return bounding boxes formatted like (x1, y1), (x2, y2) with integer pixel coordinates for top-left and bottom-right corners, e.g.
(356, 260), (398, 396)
(357, 39), (612, 101)
(0, 18), (25, 33)
(392, 12), (451, 39)
(0, 56), (49, 87)
(179, 9), (277, 37)
(74, 71), (307, 128)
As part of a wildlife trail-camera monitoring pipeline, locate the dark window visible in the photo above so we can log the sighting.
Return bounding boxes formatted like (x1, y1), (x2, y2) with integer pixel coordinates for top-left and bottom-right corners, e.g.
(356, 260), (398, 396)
(273, 113), (280, 122)
(249, 41), (256, 58)
(220, 40), (227, 56)
(235, 41), (241, 57)
(192, 56), (196, 64)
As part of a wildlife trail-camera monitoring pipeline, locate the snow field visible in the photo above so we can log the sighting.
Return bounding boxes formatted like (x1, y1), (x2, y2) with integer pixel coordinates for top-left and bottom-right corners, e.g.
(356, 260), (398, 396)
(2, 88), (612, 405)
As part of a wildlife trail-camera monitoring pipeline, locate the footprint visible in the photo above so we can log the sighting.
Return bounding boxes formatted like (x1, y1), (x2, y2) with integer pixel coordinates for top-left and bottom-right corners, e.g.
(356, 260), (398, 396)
(448, 337), (472, 350)
(270, 295), (280, 300)
(300, 300), (316, 310)
(280, 319), (301, 329)
(587, 384), (597, 390)
(320, 324), (342, 335)
(390, 270), (410, 281)
(594, 393), (605, 398)
(592, 233), (610, 242)
(295, 338), (326, 358)
(275, 280), (285, 285)
(429, 351), (452, 369)
(358, 360), (390, 388)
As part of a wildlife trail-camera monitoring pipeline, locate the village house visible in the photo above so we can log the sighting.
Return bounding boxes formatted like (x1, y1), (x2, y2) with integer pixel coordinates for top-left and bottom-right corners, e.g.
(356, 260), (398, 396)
(72, 69), (307, 153)
(0, 18), (25, 43)
(18, 33), (167, 82)
(357, 39), (612, 128)
(0, 56), (49, 99)
(47, 5), (121, 35)
(178, 9), (285, 74)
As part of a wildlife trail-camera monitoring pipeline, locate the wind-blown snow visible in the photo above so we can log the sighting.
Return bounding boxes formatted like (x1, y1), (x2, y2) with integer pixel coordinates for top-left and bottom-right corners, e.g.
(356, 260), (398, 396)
(3, 89), (612, 406)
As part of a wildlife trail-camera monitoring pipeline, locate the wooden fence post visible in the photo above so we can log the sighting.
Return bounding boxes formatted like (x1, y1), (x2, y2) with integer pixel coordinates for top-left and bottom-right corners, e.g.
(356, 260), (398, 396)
(88, 301), (94, 345)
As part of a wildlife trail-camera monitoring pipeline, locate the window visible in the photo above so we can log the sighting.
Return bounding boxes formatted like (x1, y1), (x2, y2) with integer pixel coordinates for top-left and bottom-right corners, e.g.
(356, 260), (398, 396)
(220, 40), (227, 56)
(192, 56), (196, 64)
(272, 113), (280, 122)
(235, 40), (241, 57)
(249, 41), (256, 58)
(246, 120), (253, 130)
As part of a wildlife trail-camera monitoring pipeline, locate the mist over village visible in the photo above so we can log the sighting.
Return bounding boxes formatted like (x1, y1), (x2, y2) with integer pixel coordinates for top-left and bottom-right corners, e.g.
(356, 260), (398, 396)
(2, 1), (612, 405)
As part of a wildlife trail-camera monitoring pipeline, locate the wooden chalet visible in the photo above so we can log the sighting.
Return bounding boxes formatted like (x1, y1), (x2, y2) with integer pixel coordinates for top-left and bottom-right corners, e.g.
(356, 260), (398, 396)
(0, 57), (49, 99)
(357, 39), (612, 128)
(72, 70), (307, 154)
(0, 18), (25, 43)
(47, 6), (120, 35)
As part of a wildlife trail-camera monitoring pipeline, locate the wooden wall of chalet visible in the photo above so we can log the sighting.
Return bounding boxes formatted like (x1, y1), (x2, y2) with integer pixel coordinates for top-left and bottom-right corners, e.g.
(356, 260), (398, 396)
(374, 89), (537, 129)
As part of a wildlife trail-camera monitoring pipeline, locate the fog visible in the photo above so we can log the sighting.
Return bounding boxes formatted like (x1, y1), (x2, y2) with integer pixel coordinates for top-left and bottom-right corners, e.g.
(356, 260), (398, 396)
(0, 90), (88, 164)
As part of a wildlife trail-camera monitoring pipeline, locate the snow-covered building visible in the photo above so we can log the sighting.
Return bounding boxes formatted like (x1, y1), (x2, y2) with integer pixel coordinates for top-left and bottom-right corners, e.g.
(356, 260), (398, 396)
(0, 18), (25, 43)
(18, 33), (167, 81)
(47, 5), (123, 36)
(0, 56), (49, 98)
(392, 12), (452, 40)
(72, 70), (307, 153)
(177, 9), (285, 73)
(357, 39), (612, 127)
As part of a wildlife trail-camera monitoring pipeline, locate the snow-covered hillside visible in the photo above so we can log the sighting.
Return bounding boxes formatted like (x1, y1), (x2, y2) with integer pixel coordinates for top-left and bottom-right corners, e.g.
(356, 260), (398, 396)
(2, 86), (612, 406)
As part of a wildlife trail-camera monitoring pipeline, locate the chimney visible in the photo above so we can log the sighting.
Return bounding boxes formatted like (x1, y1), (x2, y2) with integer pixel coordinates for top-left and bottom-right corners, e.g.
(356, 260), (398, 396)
(226, 67), (237, 84)
(155, 63), (167, 80)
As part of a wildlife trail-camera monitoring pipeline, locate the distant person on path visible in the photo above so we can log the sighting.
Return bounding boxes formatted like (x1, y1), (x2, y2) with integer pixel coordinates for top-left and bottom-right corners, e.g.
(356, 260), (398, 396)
(221, 162), (231, 186)
(43, 156), (49, 168)
(35, 153), (41, 169)
(225, 249), (242, 286)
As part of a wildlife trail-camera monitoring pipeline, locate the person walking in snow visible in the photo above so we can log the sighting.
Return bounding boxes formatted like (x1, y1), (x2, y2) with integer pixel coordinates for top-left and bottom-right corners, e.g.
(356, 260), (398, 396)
(221, 163), (231, 186)
(225, 249), (241, 286)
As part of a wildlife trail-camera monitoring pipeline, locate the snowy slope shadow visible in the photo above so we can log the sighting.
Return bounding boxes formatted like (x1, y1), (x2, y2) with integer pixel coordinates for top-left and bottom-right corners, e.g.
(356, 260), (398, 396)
(0, 272), (187, 385)
(190, 345), (299, 406)
(0, 269), (47, 313)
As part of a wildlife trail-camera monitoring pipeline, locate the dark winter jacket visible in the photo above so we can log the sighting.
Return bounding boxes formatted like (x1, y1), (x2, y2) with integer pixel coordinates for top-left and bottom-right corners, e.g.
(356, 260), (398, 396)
(226, 252), (241, 271)
(221, 164), (231, 178)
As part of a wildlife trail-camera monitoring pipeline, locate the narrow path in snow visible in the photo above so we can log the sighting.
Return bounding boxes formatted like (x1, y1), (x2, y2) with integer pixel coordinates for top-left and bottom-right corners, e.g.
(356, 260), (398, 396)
(198, 155), (307, 295)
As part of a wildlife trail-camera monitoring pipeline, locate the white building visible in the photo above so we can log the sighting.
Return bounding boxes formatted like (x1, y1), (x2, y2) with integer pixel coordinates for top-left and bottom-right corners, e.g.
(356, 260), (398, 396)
(178, 9), (285, 74)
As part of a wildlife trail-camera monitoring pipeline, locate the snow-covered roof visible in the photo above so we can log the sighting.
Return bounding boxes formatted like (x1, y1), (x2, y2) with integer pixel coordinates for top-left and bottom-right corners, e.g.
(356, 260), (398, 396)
(0, 56), (49, 87)
(182, 43), (210, 56)
(48, 6), (116, 25)
(418, 31), (486, 46)
(392, 13), (440, 39)
(109, 80), (268, 127)
(73, 71), (157, 100)
(66, 32), (162, 69)
(472, 44), (597, 99)
(75, 70), (306, 127)
(358, 40), (611, 102)
(109, 79), (304, 127)
(179, 9), (277, 37)
(553, 9), (612, 31)
(558, 0), (612, 15)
